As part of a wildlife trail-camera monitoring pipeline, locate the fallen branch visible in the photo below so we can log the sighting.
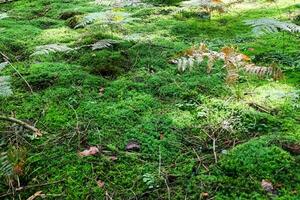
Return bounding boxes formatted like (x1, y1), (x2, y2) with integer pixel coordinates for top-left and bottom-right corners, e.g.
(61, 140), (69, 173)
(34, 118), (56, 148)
(247, 102), (271, 114)
(0, 115), (42, 136)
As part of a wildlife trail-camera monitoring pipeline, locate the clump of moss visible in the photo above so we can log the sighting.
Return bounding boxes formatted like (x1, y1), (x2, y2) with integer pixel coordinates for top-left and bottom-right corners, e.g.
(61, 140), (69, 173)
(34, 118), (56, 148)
(59, 11), (83, 20)
(219, 138), (294, 179)
(25, 73), (58, 91)
(66, 15), (83, 29)
(78, 50), (132, 77)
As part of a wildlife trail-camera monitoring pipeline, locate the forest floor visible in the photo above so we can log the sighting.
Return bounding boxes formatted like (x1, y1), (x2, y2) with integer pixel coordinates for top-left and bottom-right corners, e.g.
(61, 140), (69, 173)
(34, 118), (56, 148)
(0, 0), (300, 199)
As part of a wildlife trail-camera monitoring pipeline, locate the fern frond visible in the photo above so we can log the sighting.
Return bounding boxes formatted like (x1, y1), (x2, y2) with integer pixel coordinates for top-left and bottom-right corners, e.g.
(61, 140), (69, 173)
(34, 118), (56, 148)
(95, 0), (145, 7)
(245, 18), (300, 36)
(0, 12), (8, 19)
(244, 64), (283, 80)
(30, 44), (73, 56)
(173, 44), (283, 84)
(0, 152), (13, 178)
(0, 76), (12, 97)
(181, 0), (224, 12)
(0, 62), (12, 97)
(75, 11), (134, 29)
(0, 61), (9, 71)
(91, 39), (120, 50)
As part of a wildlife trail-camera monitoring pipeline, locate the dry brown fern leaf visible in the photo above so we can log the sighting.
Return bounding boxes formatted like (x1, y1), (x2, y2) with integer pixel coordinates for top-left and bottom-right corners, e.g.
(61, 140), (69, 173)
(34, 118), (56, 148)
(172, 43), (283, 84)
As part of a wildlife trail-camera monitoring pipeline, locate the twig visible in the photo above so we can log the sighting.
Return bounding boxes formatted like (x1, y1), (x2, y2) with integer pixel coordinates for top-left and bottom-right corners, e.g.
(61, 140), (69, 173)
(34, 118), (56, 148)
(0, 180), (64, 198)
(0, 52), (33, 93)
(158, 145), (161, 176)
(247, 102), (271, 114)
(212, 138), (217, 164)
(0, 115), (42, 136)
(164, 178), (171, 200)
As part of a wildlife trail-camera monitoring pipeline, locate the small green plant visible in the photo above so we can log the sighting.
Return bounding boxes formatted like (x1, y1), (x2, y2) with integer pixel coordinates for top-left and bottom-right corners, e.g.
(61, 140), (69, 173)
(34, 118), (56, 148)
(142, 173), (159, 189)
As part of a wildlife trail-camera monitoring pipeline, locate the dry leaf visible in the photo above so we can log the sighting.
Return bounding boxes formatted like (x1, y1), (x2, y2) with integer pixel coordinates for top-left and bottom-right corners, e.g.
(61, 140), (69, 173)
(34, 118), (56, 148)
(282, 143), (300, 154)
(160, 133), (164, 140)
(125, 141), (140, 151)
(109, 156), (118, 161)
(261, 179), (274, 193)
(79, 146), (100, 156)
(99, 87), (105, 96)
(96, 180), (105, 188)
(201, 192), (209, 198)
(27, 191), (45, 200)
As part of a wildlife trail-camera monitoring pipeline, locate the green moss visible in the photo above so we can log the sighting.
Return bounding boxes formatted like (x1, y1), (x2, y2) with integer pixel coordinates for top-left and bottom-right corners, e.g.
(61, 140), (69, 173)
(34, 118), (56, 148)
(0, 0), (300, 199)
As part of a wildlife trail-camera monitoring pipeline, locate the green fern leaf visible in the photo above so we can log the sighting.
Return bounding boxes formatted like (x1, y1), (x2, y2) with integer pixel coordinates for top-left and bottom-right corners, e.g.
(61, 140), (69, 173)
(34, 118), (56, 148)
(75, 11), (135, 28)
(91, 39), (120, 50)
(245, 18), (300, 36)
(0, 62), (12, 97)
(30, 44), (73, 56)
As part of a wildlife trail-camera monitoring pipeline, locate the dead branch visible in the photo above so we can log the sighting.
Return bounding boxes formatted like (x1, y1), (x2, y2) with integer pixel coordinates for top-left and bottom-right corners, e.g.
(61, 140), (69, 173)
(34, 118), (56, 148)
(247, 102), (271, 114)
(0, 115), (42, 136)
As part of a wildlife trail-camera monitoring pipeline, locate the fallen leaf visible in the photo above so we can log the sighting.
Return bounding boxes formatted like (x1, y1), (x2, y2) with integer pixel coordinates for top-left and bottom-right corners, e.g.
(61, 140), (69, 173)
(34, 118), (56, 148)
(96, 180), (105, 188)
(261, 179), (273, 193)
(282, 143), (300, 154)
(201, 192), (209, 198)
(160, 133), (164, 140)
(109, 156), (118, 161)
(27, 191), (45, 200)
(125, 141), (140, 152)
(79, 146), (100, 156)
(99, 87), (105, 96)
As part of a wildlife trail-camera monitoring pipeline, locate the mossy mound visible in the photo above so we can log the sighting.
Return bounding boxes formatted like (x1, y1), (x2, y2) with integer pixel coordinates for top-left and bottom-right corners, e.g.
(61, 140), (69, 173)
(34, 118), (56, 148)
(78, 50), (132, 77)
(219, 138), (294, 179)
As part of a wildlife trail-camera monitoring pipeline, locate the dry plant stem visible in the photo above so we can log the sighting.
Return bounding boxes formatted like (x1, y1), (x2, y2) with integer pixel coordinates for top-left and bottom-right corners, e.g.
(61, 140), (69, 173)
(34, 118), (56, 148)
(0, 180), (64, 198)
(164, 178), (171, 200)
(0, 52), (33, 93)
(212, 138), (217, 164)
(0, 115), (41, 136)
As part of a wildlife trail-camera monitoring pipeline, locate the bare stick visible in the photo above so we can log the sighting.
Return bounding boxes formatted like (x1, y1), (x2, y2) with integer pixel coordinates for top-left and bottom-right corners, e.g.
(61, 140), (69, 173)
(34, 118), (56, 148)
(0, 52), (33, 93)
(164, 178), (171, 200)
(0, 116), (42, 136)
(212, 138), (218, 164)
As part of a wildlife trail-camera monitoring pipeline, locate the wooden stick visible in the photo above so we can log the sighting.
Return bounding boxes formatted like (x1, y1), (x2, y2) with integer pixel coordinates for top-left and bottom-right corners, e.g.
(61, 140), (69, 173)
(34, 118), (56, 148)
(0, 116), (42, 136)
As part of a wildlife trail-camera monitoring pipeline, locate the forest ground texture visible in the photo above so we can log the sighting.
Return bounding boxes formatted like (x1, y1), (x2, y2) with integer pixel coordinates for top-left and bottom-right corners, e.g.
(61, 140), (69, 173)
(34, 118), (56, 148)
(0, 0), (300, 199)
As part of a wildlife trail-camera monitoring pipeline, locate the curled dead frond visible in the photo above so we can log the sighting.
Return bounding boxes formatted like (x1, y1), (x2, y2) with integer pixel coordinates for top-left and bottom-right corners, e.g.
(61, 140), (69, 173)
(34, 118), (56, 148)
(30, 44), (73, 56)
(91, 39), (120, 50)
(245, 18), (300, 36)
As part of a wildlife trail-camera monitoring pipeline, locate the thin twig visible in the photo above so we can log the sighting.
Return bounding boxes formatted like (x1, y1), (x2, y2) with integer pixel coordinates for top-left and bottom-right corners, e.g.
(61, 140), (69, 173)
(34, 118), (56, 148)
(212, 138), (217, 164)
(0, 180), (64, 198)
(0, 115), (42, 136)
(164, 178), (171, 200)
(158, 145), (161, 176)
(0, 52), (33, 93)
